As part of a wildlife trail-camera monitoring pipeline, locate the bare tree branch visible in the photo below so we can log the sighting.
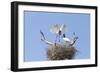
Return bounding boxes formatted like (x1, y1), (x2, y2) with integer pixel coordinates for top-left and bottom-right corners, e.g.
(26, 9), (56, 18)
(41, 38), (54, 45)
(70, 37), (78, 46)
(40, 30), (54, 46)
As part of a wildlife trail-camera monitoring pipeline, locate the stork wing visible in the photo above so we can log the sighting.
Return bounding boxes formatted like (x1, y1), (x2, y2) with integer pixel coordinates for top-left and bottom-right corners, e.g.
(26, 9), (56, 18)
(60, 24), (67, 33)
(50, 24), (59, 34)
(63, 37), (70, 42)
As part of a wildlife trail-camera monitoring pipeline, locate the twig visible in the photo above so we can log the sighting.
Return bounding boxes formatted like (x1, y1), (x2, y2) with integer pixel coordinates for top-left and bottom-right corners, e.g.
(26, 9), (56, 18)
(40, 30), (45, 40)
(40, 30), (54, 46)
(70, 37), (78, 46)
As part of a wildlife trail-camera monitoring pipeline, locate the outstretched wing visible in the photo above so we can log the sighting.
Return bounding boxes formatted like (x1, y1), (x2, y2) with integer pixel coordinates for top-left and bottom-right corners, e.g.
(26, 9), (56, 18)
(50, 24), (59, 34)
(60, 24), (67, 33)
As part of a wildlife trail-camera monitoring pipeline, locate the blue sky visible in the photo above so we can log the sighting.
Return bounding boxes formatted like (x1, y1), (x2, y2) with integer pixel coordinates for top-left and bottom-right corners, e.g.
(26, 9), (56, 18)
(24, 11), (90, 62)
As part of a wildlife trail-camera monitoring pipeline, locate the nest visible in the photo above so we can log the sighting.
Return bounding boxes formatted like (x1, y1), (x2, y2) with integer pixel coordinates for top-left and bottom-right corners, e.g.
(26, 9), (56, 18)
(47, 44), (77, 60)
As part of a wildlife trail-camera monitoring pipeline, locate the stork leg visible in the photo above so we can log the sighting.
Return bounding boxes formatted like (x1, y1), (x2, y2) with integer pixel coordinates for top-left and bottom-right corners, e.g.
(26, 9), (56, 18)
(55, 35), (58, 46)
(58, 31), (61, 42)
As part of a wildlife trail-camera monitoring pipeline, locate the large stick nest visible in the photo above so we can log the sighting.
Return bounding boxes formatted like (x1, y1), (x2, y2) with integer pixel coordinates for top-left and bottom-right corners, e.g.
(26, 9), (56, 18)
(47, 44), (77, 60)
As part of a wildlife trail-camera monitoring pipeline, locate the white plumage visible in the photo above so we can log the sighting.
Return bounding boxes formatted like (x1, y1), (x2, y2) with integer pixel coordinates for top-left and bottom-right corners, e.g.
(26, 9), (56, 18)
(63, 37), (70, 42)
(50, 24), (67, 43)
(60, 24), (67, 33)
(40, 24), (78, 47)
(50, 24), (59, 34)
(50, 24), (67, 34)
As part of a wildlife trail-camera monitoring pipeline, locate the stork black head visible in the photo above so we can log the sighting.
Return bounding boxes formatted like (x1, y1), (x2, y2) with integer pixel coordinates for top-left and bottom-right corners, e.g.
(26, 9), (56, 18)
(63, 34), (66, 38)
(59, 30), (62, 35)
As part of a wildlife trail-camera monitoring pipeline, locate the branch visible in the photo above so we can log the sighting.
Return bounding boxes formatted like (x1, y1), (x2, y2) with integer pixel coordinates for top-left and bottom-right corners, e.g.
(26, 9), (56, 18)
(40, 30), (45, 40)
(40, 30), (54, 46)
(41, 38), (54, 45)
(70, 37), (78, 46)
